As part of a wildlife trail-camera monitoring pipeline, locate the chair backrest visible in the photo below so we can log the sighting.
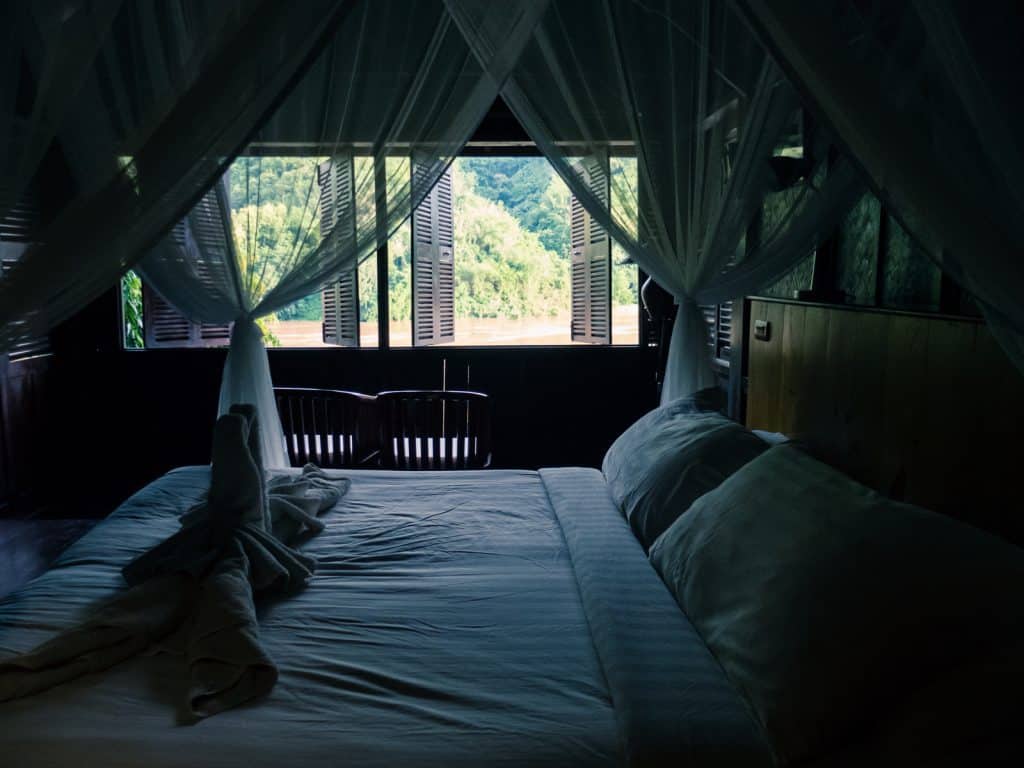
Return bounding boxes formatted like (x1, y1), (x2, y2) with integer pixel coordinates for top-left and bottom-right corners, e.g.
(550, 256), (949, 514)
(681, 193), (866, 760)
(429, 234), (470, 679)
(377, 390), (492, 470)
(274, 388), (378, 468)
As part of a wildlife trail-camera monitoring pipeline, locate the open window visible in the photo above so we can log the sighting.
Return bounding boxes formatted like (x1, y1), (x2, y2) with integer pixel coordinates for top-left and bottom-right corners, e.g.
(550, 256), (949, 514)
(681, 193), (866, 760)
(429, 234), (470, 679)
(122, 150), (640, 350)
(388, 153), (638, 348)
(123, 155), (377, 350)
(137, 187), (233, 349)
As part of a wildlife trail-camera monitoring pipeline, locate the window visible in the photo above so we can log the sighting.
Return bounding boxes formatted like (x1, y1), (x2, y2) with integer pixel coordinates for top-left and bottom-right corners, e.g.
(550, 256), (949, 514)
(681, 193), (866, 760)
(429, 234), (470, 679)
(125, 187), (234, 349)
(122, 151), (641, 349)
(383, 155), (638, 347)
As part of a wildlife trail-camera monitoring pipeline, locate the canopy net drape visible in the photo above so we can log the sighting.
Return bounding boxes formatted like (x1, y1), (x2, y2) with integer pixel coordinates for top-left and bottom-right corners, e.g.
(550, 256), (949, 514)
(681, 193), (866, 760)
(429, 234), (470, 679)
(449, 0), (863, 401)
(737, 0), (1024, 374)
(0, 0), (357, 357)
(2, 0), (1021, 464)
(136, 0), (546, 465)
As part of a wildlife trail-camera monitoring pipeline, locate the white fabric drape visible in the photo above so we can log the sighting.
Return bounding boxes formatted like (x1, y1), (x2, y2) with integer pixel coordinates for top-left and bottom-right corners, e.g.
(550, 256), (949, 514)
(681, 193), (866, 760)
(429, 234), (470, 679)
(137, 0), (548, 466)
(738, 0), (1024, 374)
(3, 0), (903, 453)
(450, 0), (862, 402)
(0, 0), (356, 355)
(0, 1), (120, 227)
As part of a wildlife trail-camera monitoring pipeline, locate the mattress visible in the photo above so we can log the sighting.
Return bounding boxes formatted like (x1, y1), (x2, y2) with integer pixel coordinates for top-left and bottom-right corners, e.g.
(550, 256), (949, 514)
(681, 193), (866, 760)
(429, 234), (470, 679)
(0, 467), (767, 767)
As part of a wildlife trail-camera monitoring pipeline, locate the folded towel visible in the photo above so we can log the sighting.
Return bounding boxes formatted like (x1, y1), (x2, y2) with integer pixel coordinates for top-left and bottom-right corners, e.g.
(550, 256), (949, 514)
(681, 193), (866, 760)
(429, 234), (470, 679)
(0, 573), (196, 701)
(185, 542), (276, 719)
(0, 404), (347, 719)
(224, 403), (271, 532)
(124, 407), (267, 586)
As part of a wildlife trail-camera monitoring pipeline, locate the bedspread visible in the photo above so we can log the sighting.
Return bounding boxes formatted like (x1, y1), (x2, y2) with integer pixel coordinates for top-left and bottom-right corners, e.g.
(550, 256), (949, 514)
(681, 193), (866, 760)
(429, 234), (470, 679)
(0, 467), (768, 767)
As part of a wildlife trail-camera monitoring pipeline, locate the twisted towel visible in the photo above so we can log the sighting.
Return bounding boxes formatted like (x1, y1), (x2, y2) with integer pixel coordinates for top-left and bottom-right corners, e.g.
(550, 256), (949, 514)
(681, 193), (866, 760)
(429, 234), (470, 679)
(0, 405), (349, 720)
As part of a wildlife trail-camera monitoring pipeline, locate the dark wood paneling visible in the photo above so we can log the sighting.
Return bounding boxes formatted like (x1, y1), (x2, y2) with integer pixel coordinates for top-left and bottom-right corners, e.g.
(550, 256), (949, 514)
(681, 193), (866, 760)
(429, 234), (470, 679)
(50, 344), (658, 516)
(0, 354), (54, 516)
(746, 298), (1024, 543)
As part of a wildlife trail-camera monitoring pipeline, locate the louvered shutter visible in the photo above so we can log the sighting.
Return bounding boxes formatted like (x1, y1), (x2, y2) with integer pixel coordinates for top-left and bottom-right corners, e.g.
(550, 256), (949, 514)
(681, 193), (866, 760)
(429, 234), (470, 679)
(189, 189), (234, 345)
(716, 301), (733, 360)
(318, 155), (360, 347)
(700, 302), (733, 363)
(570, 154), (611, 343)
(411, 159), (454, 346)
(142, 187), (233, 348)
(143, 277), (196, 347)
(700, 237), (738, 362)
(1, 195), (51, 361)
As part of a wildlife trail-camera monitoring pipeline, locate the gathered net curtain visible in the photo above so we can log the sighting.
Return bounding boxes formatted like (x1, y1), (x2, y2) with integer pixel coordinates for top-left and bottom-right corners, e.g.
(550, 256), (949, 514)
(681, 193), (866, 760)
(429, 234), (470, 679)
(449, 0), (864, 402)
(738, 0), (1024, 374)
(136, 0), (548, 466)
(0, 0), (121, 229)
(18, 0), (1006, 463)
(0, 0), (356, 355)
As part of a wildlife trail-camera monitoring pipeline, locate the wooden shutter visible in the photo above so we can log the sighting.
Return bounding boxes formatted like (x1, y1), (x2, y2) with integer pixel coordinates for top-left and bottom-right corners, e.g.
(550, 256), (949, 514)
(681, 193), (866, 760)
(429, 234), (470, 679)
(717, 301), (733, 360)
(701, 302), (733, 363)
(570, 153), (612, 343)
(142, 187), (233, 348)
(1, 194), (51, 361)
(189, 188), (234, 345)
(411, 159), (454, 346)
(318, 155), (360, 347)
(701, 235), (739, 362)
(143, 278), (196, 347)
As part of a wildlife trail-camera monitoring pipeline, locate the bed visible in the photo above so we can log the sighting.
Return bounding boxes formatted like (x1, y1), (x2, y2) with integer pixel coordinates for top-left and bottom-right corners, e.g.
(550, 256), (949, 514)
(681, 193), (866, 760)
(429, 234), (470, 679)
(6, 394), (1019, 767)
(0, 466), (769, 767)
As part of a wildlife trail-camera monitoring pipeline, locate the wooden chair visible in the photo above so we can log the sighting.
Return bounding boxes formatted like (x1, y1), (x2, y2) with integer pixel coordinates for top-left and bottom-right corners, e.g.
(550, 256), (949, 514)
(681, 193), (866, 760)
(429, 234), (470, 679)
(274, 388), (379, 468)
(377, 390), (492, 470)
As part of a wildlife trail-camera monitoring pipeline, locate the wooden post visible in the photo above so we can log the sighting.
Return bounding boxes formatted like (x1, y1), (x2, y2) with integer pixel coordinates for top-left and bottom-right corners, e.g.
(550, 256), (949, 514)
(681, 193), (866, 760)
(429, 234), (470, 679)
(375, 155), (390, 350)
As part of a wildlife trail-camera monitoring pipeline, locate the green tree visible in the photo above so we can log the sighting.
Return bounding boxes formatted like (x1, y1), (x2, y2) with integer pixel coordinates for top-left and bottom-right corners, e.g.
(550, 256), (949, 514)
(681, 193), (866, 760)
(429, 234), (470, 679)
(226, 154), (635, 333)
(388, 216), (412, 322)
(121, 270), (144, 348)
(275, 294), (321, 321)
(459, 157), (570, 256)
(451, 163), (568, 319)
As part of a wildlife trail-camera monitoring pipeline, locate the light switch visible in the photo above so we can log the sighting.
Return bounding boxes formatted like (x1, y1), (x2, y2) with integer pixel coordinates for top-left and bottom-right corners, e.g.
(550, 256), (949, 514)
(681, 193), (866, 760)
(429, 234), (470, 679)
(754, 319), (771, 341)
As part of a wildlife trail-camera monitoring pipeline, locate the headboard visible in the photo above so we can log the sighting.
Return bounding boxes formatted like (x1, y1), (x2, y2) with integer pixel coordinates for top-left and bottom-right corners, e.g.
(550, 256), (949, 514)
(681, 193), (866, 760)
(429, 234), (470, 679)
(744, 297), (1024, 543)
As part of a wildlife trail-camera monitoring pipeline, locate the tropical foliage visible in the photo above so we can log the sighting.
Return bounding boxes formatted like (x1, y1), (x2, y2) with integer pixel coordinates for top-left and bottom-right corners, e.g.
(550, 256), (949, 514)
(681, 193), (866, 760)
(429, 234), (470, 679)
(451, 162), (567, 319)
(121, 270), (144, 348)
(283, 155), (637, 324)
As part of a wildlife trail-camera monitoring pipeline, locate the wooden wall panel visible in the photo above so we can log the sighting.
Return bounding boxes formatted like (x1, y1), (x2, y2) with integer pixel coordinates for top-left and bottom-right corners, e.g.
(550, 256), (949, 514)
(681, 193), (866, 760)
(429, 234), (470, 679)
(0, 360), (9, 509)
(746, 298), (1024, 543)
(48, 344), (659, 516)
(0, 354), (54, 516)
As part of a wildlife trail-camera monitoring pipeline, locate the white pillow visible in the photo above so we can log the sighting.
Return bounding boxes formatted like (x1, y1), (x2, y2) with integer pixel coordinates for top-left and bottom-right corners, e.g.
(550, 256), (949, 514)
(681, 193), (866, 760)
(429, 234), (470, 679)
(650, 444), (1024, 765)
(751, 429), (789, 445)
(601, 397), (767, 550)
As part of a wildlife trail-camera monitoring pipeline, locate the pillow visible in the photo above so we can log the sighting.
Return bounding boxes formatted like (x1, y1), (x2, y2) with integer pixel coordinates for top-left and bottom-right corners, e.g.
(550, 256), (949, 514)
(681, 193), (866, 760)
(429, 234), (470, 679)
(751, 429), (789, 446)
(649, 444), (1024, 766)
(601, 397), (767, 550)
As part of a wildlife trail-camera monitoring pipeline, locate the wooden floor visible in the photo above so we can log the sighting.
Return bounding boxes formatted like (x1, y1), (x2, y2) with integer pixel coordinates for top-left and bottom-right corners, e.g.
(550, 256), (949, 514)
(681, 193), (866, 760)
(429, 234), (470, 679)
(0, 519), (98, 599)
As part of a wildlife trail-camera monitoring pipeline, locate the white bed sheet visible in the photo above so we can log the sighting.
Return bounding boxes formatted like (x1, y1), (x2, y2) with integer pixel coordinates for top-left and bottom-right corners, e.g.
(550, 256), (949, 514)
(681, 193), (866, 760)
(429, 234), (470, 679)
(0, 468), (620, 768)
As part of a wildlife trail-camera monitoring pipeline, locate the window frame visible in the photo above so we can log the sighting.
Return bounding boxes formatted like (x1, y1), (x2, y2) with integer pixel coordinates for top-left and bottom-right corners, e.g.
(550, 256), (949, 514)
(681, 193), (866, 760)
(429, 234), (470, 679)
(122, 143), (649, 352)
